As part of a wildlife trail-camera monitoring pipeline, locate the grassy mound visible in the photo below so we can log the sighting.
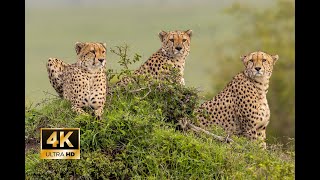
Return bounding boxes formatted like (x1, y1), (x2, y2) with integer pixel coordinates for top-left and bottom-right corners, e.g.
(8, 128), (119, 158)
(26, 46), (294, 179)
(25, 77), (294, 179)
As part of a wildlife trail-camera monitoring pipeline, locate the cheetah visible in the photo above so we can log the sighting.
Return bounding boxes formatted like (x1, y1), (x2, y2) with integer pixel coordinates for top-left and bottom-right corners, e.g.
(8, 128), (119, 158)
(116, 30), (192, 86)
(46, 42), (108, 119)
(194, 51), (279, 148)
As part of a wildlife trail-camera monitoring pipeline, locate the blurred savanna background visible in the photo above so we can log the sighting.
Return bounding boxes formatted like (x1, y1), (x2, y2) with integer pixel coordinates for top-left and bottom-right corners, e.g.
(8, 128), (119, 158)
(26, 0), (294, 145)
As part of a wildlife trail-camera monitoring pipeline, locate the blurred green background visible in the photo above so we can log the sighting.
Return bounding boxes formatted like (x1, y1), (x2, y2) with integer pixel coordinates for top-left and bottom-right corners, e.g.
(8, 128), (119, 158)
(26, 0), (294, 144)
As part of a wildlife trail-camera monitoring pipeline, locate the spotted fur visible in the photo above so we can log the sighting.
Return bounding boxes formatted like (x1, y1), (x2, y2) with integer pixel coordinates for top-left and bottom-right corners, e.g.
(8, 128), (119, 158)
(195, 51), (279, 148)
(116, 30), (192, 86)
(46, 42), (108, 119)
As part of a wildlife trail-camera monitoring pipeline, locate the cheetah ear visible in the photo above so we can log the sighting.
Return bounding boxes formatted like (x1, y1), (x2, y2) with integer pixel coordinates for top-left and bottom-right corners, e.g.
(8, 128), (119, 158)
(271, 54), (279, 65)
(75, 42), (85, 55)
(158, 30), (167, 42)
(100, 42), (107, 49)
(240, 55), (247, 62)
(185, 29), (193, 38)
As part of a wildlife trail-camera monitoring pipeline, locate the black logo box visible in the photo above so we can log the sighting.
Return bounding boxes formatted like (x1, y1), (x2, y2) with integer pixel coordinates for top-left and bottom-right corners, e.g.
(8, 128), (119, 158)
(41, 129), (79, 150)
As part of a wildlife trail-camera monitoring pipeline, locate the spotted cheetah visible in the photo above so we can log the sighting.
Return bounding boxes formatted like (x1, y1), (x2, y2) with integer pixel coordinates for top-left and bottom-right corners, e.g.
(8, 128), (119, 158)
(116, 30), (192, 86)
(46, 42), (107, 119)
(194, 51), (279, 148)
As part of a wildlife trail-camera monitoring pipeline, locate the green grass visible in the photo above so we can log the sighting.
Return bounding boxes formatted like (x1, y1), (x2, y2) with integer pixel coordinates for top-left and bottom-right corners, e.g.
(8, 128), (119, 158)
(25, 74), (294, 179)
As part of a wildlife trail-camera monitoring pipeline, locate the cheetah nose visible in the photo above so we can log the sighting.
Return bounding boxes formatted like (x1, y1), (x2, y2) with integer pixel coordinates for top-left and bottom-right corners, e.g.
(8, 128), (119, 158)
(175, 47), (182, 51)
(255, 67), (261, 71)
(98, 59), (104, 63)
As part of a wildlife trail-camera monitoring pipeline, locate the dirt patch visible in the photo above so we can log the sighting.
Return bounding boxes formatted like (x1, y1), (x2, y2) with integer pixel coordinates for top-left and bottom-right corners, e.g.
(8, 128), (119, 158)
(25, 138), (40, 154)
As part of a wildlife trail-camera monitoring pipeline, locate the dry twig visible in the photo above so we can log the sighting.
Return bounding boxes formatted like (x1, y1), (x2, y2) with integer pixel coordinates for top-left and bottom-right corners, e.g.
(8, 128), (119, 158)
(179, 119), (234, 143)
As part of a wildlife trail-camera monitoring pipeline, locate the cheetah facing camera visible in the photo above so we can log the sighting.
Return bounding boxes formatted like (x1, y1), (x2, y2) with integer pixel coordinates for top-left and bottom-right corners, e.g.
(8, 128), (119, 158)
(46, 42), (108, 120)
(115, 29), (192, 86)
(194, 51), (279, 149)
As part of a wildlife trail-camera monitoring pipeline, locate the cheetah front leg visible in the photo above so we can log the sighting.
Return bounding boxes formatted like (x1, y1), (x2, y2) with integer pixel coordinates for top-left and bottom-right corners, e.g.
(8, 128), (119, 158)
(90, 72), (107, 120)
(92, 95), (106, 120)
(93, 108), (104, 120)
(71, 105), (89, 116)
(242, 128), (267, 149)
(63, 76), (90, 117)
(257, 129), (267, 149)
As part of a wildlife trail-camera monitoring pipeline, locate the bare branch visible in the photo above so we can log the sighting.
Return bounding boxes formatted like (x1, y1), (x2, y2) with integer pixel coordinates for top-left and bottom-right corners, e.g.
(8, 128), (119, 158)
(187, 123), (234, 143)
(139, 86), (152, 100)
(129, 87), (147, 93)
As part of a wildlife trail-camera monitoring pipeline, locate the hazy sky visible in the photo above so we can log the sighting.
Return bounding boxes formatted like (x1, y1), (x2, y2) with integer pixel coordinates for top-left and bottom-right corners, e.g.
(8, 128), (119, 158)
(26, 0), (268, 8)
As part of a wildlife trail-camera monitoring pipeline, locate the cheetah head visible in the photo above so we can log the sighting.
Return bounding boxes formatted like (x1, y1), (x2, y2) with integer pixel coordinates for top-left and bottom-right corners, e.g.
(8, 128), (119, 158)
(158, 30), (192, 58)
(241, 51), (279, 79)
(75, 42), (107, 70)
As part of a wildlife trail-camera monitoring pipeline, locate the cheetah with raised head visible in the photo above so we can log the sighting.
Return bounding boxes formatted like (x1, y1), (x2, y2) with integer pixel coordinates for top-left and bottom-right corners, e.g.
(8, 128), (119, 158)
(46, 42), (107, 119)
(195, 51), (279, 148)
(116, 30), (192, 86)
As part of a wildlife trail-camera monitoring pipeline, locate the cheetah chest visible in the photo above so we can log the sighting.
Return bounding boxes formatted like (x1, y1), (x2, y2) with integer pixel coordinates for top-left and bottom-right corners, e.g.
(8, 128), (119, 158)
(82, 71), (106, 110)
(168, 58), (185, 75)
(256, 94), (270, 129)
(167, 58), (185, 84)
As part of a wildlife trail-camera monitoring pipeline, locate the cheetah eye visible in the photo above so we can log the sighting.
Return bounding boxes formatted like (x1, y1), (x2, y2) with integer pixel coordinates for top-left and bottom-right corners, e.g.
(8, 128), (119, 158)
(249, 59), (253, 62)
(169, 39), (174, 42)
(91, 50), (95, 54)
(102, 50), (105, 54)
(182, 39), (187, 42)
(262, 59), (266, 62)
